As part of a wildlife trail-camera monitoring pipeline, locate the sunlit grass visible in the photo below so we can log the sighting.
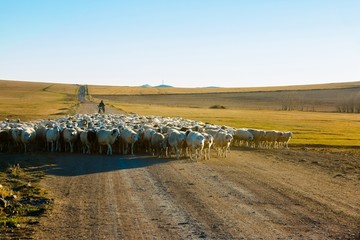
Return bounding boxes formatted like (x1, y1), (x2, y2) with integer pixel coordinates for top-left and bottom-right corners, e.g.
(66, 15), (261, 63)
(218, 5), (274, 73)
(0, 80), (79, 121)
(1, 80), (359, 147)
(110, 102), (360, 147)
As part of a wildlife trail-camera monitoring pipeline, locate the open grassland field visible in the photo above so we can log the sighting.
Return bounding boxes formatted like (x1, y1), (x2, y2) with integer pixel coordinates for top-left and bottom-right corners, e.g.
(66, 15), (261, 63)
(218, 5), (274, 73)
(93, 87), (360, 112)
(0, 80), (359, 147)
(0, 80), (79, 121)
(89, 82), (360, 148)
(89, 82), (360, 112)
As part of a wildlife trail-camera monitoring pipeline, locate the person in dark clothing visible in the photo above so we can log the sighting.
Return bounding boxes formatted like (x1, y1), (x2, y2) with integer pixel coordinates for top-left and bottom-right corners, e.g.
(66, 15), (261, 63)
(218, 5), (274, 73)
(98, 100), (105, 113)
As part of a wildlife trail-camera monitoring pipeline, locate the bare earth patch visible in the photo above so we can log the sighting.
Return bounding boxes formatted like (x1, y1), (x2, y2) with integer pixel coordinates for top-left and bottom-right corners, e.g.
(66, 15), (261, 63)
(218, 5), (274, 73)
(25, 101), (360, 239)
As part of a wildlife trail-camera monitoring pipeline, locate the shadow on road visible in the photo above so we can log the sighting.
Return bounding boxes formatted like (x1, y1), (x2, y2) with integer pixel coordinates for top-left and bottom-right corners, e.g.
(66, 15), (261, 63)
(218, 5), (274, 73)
(0, 153), (176, 177)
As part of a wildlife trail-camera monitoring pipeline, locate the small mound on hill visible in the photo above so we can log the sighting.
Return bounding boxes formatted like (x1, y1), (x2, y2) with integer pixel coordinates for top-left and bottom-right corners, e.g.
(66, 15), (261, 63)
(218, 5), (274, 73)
(209, 105), (226, 109)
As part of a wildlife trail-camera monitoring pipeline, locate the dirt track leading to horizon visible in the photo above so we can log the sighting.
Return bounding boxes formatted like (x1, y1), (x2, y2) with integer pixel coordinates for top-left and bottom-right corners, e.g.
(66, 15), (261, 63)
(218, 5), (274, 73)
(31, 101), (360, 239)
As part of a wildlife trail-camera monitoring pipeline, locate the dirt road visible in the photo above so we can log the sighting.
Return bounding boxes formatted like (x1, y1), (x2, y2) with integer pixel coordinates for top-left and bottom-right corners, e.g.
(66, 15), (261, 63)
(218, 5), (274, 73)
(33, 101), (360, 239)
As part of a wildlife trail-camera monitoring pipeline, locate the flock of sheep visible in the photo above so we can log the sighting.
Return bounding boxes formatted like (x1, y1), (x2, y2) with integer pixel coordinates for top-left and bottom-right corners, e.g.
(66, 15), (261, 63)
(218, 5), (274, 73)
(0, 113), (293, 160)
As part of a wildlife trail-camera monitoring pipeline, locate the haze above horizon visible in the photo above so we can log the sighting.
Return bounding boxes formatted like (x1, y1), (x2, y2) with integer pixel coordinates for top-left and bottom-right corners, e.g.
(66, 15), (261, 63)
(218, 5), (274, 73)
(1, 1), (360, 88)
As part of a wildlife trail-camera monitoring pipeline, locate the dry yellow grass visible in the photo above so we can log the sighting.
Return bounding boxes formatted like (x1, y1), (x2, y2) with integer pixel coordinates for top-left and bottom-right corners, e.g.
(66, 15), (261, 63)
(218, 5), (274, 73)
(88, 81), (360, 95)
(0, 80), (79, 121)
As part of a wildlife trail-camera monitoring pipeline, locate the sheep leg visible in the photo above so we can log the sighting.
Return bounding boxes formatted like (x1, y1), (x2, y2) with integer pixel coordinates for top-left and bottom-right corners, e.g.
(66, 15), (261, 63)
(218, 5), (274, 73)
(107, 144), (112, 155)
(189, 147), (194, 161)
(175, 147), (179, 160)
(131, 143), (134, 155)
(87, 144), (91, 154)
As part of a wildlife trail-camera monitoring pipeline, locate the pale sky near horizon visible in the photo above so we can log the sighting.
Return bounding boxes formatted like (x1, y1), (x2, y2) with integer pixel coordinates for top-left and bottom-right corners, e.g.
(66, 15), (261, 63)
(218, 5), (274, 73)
(1, 1), (360, 88)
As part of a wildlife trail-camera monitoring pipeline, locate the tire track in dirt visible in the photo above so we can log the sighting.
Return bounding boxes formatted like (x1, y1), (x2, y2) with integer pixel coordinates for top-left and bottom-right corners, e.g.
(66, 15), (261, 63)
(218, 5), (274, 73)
(110, 168), (161, 239)
(115, 165), (210, 239)
(146, 160), (279, 239)
(203, 150), (360, 239)
(142, 152), (360, 240)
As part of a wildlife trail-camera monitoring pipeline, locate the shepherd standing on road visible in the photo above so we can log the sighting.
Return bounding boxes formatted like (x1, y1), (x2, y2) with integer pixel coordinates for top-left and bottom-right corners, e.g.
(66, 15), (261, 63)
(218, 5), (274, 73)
(98, 100), (105, 113)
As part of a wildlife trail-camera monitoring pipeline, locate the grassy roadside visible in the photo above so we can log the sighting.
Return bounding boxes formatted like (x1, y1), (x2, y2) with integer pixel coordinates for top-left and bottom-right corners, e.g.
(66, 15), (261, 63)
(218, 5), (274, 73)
(0, 155), (54, 239)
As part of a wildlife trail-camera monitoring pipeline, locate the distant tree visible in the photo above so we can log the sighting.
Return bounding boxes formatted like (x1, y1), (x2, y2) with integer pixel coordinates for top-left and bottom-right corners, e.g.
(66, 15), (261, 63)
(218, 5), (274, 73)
(336, 91), (360, 113)
(280, 93), (298, 111)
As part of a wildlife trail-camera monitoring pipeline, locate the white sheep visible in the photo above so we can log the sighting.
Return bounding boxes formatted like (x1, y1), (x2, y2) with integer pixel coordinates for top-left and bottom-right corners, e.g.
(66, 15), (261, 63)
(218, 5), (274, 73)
(263, 130), (283, 148)
(62, 127), (78, 153)
(202, 132), (214, 160)
(278, 131), (293, 148)
(248, 129), (266, 148)
(20, 127), (37, 153)
(167, 129), (186, 160)
(186, 131), (205, 161)
(119, 127), (139, 155)
(10, 127), (23, 152)
(233, 129), (253, 147)
(213, 130), (233, 158)
(143, 128), (157, 153)
(150, 132), (166, 157)
(46, 126), (60, 152)
(96, 128), (120, 155)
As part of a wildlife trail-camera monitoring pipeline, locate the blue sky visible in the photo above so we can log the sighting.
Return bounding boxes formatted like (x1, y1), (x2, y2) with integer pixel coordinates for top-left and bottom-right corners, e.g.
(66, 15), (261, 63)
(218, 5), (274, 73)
(1, 0), (359, 87)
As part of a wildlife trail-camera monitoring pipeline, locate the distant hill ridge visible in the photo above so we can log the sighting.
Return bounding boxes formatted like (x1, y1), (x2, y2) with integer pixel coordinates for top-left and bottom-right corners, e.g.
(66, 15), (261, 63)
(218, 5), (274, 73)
(140, 84), (221, 88)
(140, 84), (173, 88)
